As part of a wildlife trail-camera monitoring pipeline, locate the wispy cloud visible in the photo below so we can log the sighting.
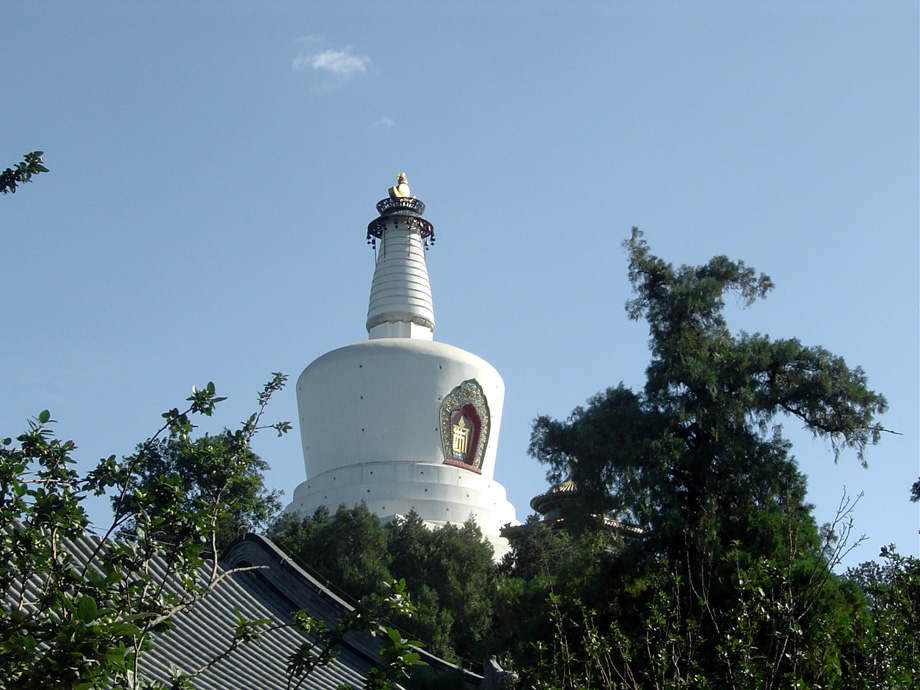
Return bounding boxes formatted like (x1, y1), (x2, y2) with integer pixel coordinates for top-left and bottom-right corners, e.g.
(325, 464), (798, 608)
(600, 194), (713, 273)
(372, 117), (395, 129)
(305, 48), (368, 78)
(293, 37), (370, 85)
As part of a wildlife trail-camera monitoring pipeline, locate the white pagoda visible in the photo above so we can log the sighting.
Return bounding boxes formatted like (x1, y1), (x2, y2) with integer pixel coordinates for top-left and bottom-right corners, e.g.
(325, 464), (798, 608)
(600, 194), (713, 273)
(287, 174), (517, 553)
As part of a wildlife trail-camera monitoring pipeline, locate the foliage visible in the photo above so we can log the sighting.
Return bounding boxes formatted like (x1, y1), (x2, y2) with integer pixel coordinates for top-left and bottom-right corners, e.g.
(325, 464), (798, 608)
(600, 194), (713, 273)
(504, 502), (868, 689)
(842, 547), (920, 688)
(493, 516), (614, 667)
(1, 151), (48, 194)
(269, 506), (499, 663)
(116, 430), (283, 551)
(269, 504), (391, 602)
(385, 512), (498, 662)
(498, 514), (580, 584)
(283, 578), (426, 690)
(0, 375), (290, 689)
(533, 229), (887, 545)
(517, 229), (891, 687)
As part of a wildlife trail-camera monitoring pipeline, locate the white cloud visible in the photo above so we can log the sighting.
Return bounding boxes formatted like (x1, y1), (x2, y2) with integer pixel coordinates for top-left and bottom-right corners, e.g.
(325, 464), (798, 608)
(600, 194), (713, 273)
(372, 117), (395, 128)
(292, 43), (370, 81)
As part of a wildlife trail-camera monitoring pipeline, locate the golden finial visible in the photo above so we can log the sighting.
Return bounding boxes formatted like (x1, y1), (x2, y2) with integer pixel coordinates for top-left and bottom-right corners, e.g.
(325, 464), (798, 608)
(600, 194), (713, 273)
(388, 171), (412, 199)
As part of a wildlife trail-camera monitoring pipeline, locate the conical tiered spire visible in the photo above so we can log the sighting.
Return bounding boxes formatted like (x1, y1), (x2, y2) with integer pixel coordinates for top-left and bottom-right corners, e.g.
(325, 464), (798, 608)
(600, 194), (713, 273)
(365, 173), (436, 340)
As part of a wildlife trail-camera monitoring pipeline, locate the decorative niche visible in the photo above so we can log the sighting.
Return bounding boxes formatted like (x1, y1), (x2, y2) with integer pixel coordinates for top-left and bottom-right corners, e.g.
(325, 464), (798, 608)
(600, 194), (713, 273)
(439, 379), (490, 472)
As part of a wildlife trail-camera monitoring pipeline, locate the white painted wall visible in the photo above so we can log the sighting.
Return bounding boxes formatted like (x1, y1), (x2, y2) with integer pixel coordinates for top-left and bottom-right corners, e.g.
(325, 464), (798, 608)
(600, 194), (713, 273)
(296, 338), (505, 480)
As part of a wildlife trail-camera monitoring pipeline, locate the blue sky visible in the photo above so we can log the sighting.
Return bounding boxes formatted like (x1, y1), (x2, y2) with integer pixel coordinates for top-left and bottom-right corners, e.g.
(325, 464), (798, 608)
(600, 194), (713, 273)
(2, 1), (917, 568)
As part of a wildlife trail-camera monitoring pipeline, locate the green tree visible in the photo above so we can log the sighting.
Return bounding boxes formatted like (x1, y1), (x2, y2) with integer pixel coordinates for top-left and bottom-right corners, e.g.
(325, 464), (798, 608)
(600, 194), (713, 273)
(842, 547), (920, 688)
(385, 512), (498, 662)
(270, 506), (499, 664)
(493, 516), (615, 674)
(117, 430), (282, 551)
(0, 376), (290, 689)
(521, 229), (890, 687)
(533, 229), (887, 549)
(1, 151), (48, 194)
(268, 503), (392, 602)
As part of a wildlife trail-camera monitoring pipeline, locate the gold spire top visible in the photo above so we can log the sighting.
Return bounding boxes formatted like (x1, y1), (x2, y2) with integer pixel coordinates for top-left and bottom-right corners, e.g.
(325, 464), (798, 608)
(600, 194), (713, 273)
(388, 171), (412, 199)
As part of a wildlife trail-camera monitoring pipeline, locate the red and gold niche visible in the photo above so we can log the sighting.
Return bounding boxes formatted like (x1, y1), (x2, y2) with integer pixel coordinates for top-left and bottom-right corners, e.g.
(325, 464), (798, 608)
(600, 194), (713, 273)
(439, 379), (490, 472)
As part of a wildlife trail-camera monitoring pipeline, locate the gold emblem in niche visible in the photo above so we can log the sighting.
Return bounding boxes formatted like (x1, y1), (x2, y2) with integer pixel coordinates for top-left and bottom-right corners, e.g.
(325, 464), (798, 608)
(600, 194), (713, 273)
(440, 380), (490, 472)
(451, 414), (471, 460)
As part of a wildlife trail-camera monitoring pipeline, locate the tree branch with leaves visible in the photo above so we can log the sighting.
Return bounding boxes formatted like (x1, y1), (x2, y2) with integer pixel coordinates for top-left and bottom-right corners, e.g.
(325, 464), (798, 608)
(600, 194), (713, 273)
(1, 152), (48, 195)
(0, 375), (290, 689)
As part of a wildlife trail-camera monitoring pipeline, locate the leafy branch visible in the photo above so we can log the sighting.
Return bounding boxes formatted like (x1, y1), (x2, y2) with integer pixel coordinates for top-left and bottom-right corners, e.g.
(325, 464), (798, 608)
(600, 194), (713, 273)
(0, 375), (291, 689)
(1, 151), (48, 195)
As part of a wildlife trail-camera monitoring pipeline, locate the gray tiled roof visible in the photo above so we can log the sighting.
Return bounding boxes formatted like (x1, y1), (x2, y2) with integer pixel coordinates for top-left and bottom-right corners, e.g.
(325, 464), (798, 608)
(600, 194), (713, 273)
(143, 533), (486, 690)
(5, 530), (488, 690)
(138, 537), (368, 689)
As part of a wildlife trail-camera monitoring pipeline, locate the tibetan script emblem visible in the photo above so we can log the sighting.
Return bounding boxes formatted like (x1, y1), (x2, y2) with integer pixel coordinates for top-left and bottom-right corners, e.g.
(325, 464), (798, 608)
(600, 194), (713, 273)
(439, 379), (490, 472)
(451, 416), (470, 458)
